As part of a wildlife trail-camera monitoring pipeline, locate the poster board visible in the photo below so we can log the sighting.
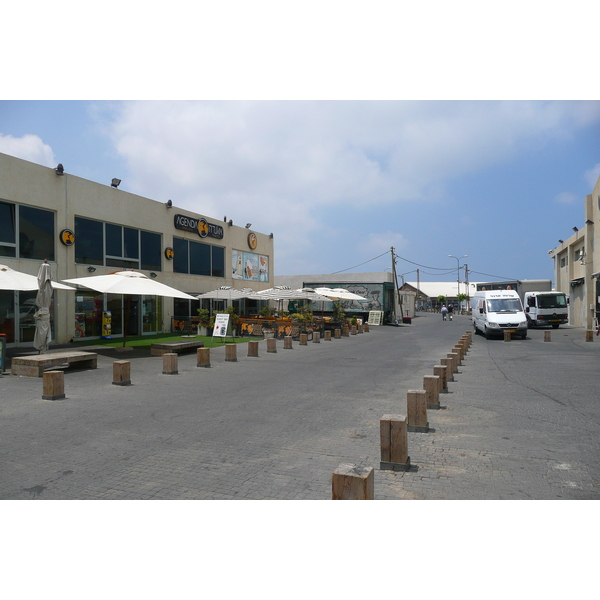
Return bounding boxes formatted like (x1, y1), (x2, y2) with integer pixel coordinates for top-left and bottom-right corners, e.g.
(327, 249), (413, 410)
(368, 311), (383, 326)
(212, 313), (230, 338)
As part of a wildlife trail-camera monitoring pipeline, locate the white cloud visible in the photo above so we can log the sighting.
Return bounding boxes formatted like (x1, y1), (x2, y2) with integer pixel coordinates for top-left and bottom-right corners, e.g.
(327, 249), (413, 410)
(0, 133), (55, 167)
(554, 192), (578, 205)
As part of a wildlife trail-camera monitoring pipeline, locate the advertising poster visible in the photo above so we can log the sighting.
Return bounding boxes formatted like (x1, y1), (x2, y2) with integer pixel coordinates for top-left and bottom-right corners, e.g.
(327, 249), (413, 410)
(212, 313), (230, 338)
(232, 250), (269, 282)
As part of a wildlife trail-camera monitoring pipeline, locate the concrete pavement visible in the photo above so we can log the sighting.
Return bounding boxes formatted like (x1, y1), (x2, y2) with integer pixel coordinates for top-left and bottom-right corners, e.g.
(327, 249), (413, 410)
(1, 314), (599, 499)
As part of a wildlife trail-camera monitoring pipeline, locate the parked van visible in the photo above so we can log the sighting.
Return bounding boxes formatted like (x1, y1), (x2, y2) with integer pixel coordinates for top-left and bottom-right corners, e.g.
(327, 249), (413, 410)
(472, 290), (528, 339)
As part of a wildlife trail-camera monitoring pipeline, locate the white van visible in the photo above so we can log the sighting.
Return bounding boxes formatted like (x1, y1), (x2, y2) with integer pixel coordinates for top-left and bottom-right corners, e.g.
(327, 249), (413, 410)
(472, 290), (528, 339)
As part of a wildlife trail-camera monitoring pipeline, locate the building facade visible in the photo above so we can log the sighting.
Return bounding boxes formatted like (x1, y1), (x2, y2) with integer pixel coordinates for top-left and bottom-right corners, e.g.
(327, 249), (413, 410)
(0, 152), (274, 346)
(549, 174), (600, 329)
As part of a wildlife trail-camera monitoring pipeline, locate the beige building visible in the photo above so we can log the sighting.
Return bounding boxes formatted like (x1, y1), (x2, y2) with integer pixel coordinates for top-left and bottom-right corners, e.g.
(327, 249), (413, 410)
(549, 174), (600, 329)
(0, 152), (274, 346)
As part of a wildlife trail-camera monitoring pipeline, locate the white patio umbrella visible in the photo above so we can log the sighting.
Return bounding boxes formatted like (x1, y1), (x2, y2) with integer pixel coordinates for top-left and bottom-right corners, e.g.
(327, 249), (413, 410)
(33, 260), (53, 353)
(0, 264), (75, 291)
(196, 286), (261, 301)
(63, 270), (197, 346)
(314, 287), (368, 302)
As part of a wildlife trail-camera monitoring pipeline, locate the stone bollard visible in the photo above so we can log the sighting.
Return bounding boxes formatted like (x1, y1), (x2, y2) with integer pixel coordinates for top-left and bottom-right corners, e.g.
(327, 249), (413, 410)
(544, 331), (551, 342)
(299, 333), (308, 346)
(447, 352), (459, 373)
(163, 353), (178, 375)
(334, 329), (341, 339)
(440, 358), (454, 382)
(342, 325), (350, 337)
(42, 370), (65, 400)
(503, 330), (511, 342)
(380, 414), (411, 471)
(455, 342), (466, 360)
(407, 390), (429, 432)
(283, 336), (293, 349)
(313, 331), (320, 343)
(266, 338), (277, 353)
(423, 375), (440, 409)
(112, 360), (131, 386)
(453, 346), (463, 364)
(197, 347), (211, 367)
(351, 326), (357, 335)
(324, 330), (332, 341)
(433, 365), (448, 393)
(248, 340), (259, 357)
(225, 344), (237, 362)
(585, 330), (594, 342)
(364, 323), (370, 332)
(332, 464), (374, 500)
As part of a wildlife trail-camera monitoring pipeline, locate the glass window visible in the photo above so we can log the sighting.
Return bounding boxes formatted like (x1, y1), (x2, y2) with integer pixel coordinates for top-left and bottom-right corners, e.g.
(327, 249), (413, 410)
(141, 230), (161, 271)
(212, 246), (225, 277)
(75, 217), (104, 265)
(190, 241), (211, 276)
(124, 227), (139, 259)
(0, 202), (16, 257)
(106, 223), (122, 257)
(173, 237), (188, 273)
(19, 205), (55, 261)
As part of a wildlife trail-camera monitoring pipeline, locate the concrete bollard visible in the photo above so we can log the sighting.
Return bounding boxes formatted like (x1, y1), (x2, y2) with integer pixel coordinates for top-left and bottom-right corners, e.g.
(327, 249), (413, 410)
(313, 331), (320, 343)
(423, 375), (440, 409)
(42, 370), (65, 400)
(266, 338), (277, 353)
(162, 353), (178, 375)
(440, 358), (454, 382)
(112, 360), (131, 386)
(247, 340), (259, 357)
(364, 323), (370, 332)
(197, 347), (211, 367)
(433, 365), (448, 393)
(380, 414), (411, 471)
(342, 325), (350, 337)
(585, 330), (594, 342)
(455, 342), (466, 360)
(357, 324), (363, 333)
(407, 389), (429, 432)
(332, 464), (374, 500)
(225, 344), (237, 362)
(453, 346), (463, 364)
(334, 329), (341, 339)
(544, 331), (551, 342)
(283, 336), (293, 349)
(324, 330), (332, 341)
(351, 326), (357, 335)
(447, 352), (459, 373)
(299, 333), (308, 345)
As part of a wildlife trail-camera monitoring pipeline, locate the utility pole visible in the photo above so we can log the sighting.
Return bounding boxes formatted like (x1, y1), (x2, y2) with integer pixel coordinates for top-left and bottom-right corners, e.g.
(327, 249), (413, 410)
(391, 246), (401, 321)
(464, 263), (470, 310)
(416, 268), (421, 311)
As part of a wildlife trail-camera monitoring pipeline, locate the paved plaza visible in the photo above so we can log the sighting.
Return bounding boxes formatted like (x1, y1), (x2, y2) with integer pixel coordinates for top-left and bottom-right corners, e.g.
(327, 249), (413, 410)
(1, 313), (599, 500)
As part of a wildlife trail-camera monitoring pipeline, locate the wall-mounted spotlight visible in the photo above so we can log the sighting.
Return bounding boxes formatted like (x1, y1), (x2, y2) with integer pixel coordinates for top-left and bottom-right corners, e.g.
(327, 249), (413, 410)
(586, 219), (594, 225)
(245, 223), (252, 229)
(558, 239), (564, 244)
(111, 178), (121, 188)
(224, 216), (227, 222)
(166, 199), (173, 208)
(87, 266), (96, 273)
(55, 163), (64, 175)
(150, 272), (157, 278)
(269, 233), (274, 239)
(228, 219), (233, 226)
(572, 226), (578, 232)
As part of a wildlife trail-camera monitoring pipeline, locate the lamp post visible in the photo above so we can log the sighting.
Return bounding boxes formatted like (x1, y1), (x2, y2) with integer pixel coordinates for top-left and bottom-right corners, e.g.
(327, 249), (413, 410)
(449, 255), (468, 310)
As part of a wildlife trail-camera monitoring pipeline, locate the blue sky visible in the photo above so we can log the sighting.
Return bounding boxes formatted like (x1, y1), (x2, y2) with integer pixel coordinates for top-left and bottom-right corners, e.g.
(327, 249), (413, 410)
(2, 4), (599, 287)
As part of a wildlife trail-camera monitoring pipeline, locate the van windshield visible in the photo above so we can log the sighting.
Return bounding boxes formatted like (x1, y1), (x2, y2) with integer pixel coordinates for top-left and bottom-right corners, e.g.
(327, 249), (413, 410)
(486, 298), (522, 313)
(537, 294), (567, 309)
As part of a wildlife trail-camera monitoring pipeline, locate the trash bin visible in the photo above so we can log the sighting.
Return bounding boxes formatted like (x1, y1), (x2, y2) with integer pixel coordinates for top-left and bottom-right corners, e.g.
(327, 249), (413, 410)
(402, 317), (412, 324)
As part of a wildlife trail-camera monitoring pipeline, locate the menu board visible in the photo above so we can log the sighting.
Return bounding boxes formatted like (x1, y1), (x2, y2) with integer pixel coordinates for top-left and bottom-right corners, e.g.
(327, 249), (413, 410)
(368, 311), (383, 326)
(212, 314), (230, 337)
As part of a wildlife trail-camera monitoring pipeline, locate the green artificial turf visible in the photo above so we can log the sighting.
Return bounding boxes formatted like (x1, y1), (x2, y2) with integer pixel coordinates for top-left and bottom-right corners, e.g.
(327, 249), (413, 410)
(69, 333), (250, 349)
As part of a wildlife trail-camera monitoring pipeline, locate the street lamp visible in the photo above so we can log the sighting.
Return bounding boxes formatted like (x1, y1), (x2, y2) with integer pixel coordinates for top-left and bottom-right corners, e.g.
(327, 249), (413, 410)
(449, 254), (468, 307)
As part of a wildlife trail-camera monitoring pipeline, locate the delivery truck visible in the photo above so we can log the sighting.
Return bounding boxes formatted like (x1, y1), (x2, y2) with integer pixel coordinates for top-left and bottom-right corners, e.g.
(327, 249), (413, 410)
(472, 289), (528, 339)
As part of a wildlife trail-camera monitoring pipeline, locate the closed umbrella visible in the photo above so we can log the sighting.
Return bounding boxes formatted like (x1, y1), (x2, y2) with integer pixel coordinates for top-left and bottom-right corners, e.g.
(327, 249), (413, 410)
(33, 260), (53, 353)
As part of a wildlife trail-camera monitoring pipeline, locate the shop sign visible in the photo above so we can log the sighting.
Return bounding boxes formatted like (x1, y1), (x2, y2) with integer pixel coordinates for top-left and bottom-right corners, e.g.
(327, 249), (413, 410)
(165, 247), (174, 260)
(174, 214), (223, 239)
(248, 232), (257, 249)
(60, 229), (75, 246)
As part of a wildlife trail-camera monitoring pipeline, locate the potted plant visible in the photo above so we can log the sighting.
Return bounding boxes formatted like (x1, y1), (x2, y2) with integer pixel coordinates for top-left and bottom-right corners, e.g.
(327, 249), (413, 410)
(197, 308), (211, 336)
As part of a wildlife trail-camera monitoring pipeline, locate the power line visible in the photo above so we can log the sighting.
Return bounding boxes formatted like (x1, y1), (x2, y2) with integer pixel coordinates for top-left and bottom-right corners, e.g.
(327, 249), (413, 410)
(331, 250), (391, 274)
(469, 269), (518, 281)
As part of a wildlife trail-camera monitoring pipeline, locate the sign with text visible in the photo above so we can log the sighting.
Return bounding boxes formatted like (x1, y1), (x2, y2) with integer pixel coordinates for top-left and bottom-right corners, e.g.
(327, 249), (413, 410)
(368, 311), (383, 326)
(212, 314), (230, 338)
(174, 214), (224, 239)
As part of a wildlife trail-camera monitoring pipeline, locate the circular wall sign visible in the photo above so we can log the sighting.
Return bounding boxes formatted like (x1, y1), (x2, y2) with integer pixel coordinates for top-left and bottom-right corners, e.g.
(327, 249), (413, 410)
(248, 232), (257, 250)
(165, 247), (174, 260)
(60, 229), (75, 246)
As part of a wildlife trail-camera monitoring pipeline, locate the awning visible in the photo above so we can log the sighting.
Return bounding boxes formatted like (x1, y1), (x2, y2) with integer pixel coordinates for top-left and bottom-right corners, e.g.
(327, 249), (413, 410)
(569, 277), (585, 287)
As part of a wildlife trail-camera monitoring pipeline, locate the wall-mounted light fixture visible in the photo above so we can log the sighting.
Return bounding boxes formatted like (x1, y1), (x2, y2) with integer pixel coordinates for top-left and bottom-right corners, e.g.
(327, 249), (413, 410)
(585, 219), (594, 225)
(228, 219), (233, 226)
(55, 163), (64, 175)
(269, 233), (274, 239)
(224, 216), (227, 222)
(558, 239), (564, 244)
(166, 199), (172, 208)
(245, 223), (252, 229)
(111, 178), (121, 188)
(87, 266), (96, 273)
(150, 272), (157, 278)
(572, 226), (578, 232)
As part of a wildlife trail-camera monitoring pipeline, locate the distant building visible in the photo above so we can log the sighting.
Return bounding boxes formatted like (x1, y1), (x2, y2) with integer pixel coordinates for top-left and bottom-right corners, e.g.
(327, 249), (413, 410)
(403, 281), (484, 311)
(549, 173), (600, 329)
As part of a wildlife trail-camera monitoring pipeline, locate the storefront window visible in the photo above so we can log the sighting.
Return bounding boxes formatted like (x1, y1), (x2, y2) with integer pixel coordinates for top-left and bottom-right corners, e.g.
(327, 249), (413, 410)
(0, 201), (16, 258)
(190, 241), (211, 276)
(142, 295), (162, 333)
(212, 246), (225, 277)
(0, 290), (15, 343)
(141, 230), (161, 271)
(18, 290), (39, 343)
(173, 238), (189, 273)
(18, 205), (55, 261)
(75, 217), (104, 265)
(107, 294), (123, 337)
(74, 293), (103, 338)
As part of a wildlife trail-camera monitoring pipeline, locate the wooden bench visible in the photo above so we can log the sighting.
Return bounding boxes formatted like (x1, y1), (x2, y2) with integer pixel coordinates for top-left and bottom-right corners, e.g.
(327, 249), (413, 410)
(151, 339), (205, 356)
(11, 351), (98, 378)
